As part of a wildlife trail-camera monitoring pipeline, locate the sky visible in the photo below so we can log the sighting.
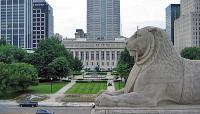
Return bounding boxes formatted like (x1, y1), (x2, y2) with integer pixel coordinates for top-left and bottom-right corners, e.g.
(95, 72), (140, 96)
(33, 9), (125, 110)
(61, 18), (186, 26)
(45, 0), (180, 38)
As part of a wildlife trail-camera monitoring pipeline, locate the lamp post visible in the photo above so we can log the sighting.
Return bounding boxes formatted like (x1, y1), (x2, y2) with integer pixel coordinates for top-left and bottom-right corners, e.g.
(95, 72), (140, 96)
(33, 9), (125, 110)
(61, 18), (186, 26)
(50, 77), (53, 93)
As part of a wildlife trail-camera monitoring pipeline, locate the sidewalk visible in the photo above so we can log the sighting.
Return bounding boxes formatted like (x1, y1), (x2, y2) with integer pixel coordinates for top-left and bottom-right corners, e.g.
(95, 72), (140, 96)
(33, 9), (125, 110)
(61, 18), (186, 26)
(0, 100), (18, 106)
(107, 80), (115, 91)
(39, 81), (76, 106)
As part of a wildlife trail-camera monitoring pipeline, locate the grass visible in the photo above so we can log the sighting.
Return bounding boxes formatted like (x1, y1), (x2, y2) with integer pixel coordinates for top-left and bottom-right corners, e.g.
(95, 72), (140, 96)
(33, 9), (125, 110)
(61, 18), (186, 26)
(66, 82), (107, 94)
(28, 82), (68, 94)
(114, 82), (125, 90)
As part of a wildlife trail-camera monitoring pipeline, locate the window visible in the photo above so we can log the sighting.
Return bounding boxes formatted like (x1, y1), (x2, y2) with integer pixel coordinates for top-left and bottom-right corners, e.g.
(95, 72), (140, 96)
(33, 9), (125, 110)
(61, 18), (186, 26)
(117, 51), (120, 59)
(75, 51), (79, 59)
(86, 51), (89, 60)
(81, 52), (84, 60)
(96, 51), (99, 60)
(112, 51), (115, 60)
(106, 51), (110, 60)
(101, 51), (105, 60)
(91, 51), (94, 60)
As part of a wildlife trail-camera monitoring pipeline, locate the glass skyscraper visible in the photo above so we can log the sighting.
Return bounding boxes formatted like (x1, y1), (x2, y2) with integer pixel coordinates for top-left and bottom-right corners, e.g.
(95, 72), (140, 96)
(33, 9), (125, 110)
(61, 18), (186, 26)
(33, 0), (54, 48)
(87, 0), (120, 41)
(166, 4), (180, 45)
(0, 0), (33, 49)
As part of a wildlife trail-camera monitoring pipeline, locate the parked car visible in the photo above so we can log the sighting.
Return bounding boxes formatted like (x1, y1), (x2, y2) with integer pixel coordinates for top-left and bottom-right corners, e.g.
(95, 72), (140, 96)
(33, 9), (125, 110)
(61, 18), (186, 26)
(36, 109), (54, 114)
(19, 100), (38, 107)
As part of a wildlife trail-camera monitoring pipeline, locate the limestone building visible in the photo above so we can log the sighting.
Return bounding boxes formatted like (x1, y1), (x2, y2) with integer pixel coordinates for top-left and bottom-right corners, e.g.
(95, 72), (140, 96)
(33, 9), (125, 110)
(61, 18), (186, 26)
(63, 0), (124, 70)
(174, 0), (200, 53)
(62, 38), (126, 71)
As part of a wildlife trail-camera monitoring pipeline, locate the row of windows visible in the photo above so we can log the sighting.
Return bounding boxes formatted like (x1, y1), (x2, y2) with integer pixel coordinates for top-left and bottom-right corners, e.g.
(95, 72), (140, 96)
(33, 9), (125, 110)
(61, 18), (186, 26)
(86, 61), (115, 66)
(33, 18), (45, 22)
(33, 14), (45, 17)
(33, 35), (45, 39)
(33, 23), (45, 26)
(1, 0), (24, 5)
(33, 27), (45, 30)
(74, 51), (120, 61)
(33, 31), (45, 34)
(33, 10), (42, 13)
(1, 29), (24, 34)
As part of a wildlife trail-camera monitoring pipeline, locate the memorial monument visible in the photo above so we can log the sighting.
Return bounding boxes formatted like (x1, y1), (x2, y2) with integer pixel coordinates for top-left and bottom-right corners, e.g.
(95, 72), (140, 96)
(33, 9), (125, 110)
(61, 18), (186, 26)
(94, 27), (200, 114)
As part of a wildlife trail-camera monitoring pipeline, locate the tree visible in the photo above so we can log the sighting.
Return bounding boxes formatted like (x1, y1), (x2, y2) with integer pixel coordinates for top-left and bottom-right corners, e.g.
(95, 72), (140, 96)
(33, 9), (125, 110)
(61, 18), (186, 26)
(116, 48), (134, 81)
(8, 63), (38, 91)
(181, 47), (200, 60)
(0, 45), (27, 64)
(48, 57), (70, 79)
(0, 62), (11, 93)
(0, 63), (38, 93)
(0, 37), (6, 46)
(25, 38), (78, 79)
(72, 57), (83, 71)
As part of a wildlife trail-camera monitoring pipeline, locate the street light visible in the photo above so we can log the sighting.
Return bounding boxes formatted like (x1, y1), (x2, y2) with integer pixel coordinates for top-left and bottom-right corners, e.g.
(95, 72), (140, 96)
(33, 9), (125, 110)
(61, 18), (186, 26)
(50, 77), (53, 93)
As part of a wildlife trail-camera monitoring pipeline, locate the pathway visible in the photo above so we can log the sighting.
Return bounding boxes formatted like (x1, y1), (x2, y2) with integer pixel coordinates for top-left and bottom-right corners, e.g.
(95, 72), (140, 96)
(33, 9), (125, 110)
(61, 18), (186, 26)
(107, 80), (115, 91)
(39, 81), (76, 106)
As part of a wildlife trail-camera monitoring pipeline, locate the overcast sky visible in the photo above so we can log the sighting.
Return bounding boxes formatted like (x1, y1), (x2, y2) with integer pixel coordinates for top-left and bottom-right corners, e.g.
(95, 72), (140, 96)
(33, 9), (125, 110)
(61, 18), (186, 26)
(45, 0), (180, 38)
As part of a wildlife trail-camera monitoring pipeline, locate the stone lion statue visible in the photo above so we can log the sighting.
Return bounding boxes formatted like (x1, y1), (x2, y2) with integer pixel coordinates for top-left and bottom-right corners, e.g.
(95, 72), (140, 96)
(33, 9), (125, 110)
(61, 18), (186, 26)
(95, 27), (200, 107)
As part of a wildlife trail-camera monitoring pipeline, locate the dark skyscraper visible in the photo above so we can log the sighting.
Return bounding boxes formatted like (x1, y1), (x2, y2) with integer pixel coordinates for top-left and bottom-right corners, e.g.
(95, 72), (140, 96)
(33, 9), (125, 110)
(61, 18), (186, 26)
(0, 0), (33, 49)
(166, 4), (180, 45)
(33, 0), (54, 48)
(87, 0), (121, 41)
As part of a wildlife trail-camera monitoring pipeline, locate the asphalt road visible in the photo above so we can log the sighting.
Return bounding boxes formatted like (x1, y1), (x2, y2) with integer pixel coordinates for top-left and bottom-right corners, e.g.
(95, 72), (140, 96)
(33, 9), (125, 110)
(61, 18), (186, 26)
(0, 105), (92, 114)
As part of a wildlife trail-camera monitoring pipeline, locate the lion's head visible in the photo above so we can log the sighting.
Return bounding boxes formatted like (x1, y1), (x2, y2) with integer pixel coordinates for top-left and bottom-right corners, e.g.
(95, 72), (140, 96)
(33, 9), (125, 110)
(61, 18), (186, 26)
(126, 27), (180, 65)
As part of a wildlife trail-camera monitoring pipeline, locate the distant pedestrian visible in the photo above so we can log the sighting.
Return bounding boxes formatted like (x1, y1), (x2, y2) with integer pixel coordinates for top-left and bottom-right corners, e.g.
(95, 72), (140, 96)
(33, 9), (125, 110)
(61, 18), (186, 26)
(91, 103), (95, 109)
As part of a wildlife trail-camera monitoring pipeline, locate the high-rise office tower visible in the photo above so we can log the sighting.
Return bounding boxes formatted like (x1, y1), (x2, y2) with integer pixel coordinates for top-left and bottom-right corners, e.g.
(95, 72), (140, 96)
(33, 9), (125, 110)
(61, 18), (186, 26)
(0, 0), (33, 49)
(166, 4), (180, 45)
(174, 0), (200, 53)
(33, 0), (54, 48)
(87, 0), (120, 40)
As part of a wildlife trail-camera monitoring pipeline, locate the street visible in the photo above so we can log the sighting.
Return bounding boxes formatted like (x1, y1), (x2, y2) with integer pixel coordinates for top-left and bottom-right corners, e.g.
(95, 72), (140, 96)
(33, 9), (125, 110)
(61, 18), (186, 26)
(0, 105), (92, 114)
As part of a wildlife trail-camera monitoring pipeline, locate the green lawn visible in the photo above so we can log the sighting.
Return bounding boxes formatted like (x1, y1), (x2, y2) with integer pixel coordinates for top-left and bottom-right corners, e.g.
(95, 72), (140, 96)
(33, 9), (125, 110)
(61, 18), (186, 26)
(28, 82), (68, 94)
(114, 82), (125, 90)
(66, 82), (107, 94)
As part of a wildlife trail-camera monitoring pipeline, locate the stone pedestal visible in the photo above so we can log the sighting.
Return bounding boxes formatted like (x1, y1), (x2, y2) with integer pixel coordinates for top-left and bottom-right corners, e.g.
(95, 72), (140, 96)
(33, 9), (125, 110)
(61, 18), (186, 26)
(94, 105), (200, 114)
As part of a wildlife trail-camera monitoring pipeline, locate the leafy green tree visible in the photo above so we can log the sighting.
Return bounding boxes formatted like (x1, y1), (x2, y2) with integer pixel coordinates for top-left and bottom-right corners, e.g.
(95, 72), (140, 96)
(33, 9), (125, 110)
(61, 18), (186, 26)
(48, 57), (70, 79)
(8, 63), (38, 91)
(0, 45), (27, 64)
(116, 48), (134, 81)
(72, 57), (83, 71)
(0, 37), (6, 46)
(181, 47), (200, 60)
(0, 63), (38, 93)
(0, 62), (11, 93)
(25, 38), (78, 79)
